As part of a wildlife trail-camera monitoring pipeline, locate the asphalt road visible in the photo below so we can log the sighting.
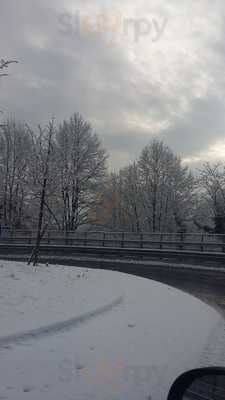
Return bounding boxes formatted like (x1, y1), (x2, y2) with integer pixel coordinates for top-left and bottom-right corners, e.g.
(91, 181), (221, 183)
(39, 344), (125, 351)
(1, 252), (225, 318)
(145, 267), (225, 318)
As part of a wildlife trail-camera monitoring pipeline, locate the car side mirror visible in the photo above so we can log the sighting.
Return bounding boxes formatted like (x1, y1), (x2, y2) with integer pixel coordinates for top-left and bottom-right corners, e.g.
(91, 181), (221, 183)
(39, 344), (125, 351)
(167, 367), (225, 400)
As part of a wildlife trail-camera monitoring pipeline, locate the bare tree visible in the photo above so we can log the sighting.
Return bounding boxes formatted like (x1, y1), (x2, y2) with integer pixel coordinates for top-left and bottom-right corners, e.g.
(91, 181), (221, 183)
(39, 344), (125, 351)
(138, 140), (195, 233)
(0, 59), (18, 126)
(55, 113), (107, 231)
(0, 113), (107, 235)
(138, 140), (174, 232)
(106, 163), (143, 232)
(197, 163), (225, 234)
(0, 59), (18, 78)
(165, 157), (196, 233)
(0, 115), (198, 236)
(99, 141), (195, 233)
(97, 172), (126, 231)
(28, 120), (56, 266)
(0, 120), (32, 227)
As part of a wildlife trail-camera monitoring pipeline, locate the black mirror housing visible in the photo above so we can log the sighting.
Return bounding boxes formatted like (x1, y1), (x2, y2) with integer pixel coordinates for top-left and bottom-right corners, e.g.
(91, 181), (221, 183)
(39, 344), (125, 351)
(167, 367), (225, 400)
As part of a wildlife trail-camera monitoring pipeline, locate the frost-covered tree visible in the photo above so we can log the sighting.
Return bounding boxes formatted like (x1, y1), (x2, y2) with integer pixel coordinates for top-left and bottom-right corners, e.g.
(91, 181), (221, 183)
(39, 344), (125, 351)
(55, 113), (108, 231)
(100, 140), (195, 233)
(105, 163), (143, 232)
(0, 120), (32, 227)
(28, 120), (56, 265)
(119, 163), (142, 232)
(138, 140), (195, 232)
(197, 163), (225, 234)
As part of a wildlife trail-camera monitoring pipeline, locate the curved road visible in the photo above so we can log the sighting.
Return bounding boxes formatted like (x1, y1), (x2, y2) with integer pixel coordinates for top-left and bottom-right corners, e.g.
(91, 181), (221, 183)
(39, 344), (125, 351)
(1, 253), (225, 317)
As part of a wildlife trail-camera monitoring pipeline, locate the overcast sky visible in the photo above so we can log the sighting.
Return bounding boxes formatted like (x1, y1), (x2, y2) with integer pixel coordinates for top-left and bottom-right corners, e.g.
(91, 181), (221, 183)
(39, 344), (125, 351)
(1, 0), (225, 169)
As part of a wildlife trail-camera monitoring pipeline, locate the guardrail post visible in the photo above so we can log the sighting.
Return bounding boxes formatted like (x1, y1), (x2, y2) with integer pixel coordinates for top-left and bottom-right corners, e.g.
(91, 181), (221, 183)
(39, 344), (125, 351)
(47, 231), (50, 245)
(102, 232), (106, 247)
(121, 233), (125, 248)
(65, 231), (68, 246)
(222, 234), (225, 252)
(140, 233), (143, 249)
(179, 233), (183, 250)
(84, 232), (87, 246)
(160, 233), (163, 250)
(201, 234), (204, 252)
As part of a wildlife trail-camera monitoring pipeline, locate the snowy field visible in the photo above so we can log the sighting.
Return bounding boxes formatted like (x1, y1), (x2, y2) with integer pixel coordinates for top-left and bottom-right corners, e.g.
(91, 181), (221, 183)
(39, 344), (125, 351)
(0, 261), (224, 400)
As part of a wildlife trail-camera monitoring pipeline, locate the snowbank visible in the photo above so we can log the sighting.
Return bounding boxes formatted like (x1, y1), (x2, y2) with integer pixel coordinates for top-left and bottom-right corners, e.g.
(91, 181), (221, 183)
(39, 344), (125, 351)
(0, 261), (223, 400)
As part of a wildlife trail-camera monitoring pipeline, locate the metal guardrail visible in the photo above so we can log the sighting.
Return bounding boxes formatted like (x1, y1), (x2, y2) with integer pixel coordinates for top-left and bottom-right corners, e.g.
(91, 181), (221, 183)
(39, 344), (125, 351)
(1, 230), (225, 265)
(0, 243), (225, 265)
(1, 230), (225, 253)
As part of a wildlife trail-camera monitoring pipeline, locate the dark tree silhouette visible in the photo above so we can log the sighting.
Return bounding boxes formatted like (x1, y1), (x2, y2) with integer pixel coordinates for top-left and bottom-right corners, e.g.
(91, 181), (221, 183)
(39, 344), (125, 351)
(0, 59), (18, 125)
(0, 59), (18, 77)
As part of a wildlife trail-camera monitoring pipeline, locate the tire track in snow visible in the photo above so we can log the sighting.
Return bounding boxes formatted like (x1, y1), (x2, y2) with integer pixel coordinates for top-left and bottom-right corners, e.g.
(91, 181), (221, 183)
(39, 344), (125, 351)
(0, 295), (124, 348)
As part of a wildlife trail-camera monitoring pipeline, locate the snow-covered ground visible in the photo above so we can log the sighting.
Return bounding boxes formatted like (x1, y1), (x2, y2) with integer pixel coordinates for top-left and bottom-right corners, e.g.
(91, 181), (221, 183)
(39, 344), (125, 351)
(0, 261), (224, 400)
(0, 261), (123, 338)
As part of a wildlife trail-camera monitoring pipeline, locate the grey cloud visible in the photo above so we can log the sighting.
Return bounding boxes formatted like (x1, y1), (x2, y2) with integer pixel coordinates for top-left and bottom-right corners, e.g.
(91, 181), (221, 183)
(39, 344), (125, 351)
(160, 95), (225, 158)
(1, 0), (225, 168)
